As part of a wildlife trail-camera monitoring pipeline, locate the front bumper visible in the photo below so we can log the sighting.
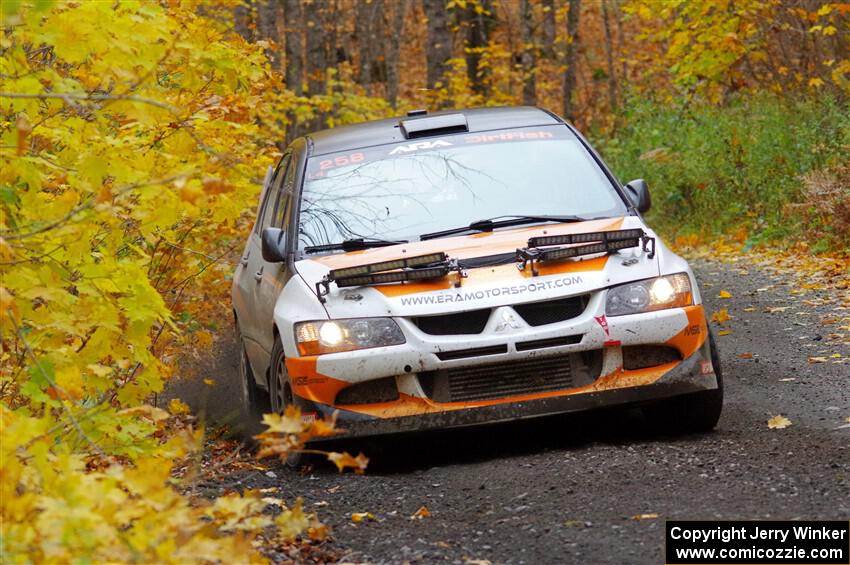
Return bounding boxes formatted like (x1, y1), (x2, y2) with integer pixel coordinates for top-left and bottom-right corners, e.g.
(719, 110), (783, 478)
(309, 348), (716, 438)
(292, 311), (718, 438)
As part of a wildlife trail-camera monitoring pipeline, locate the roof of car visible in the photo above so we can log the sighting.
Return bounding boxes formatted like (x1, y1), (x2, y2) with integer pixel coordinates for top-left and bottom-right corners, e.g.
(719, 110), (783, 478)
(306, 106), (564, 156)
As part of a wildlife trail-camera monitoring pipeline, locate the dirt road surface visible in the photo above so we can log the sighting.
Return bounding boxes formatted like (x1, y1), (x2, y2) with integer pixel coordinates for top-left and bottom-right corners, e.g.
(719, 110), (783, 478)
(168, 257), (850, 564)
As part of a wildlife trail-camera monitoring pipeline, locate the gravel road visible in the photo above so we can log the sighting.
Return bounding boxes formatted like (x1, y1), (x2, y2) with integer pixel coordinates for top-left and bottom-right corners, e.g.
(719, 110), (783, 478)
(168, 258), (850, 564)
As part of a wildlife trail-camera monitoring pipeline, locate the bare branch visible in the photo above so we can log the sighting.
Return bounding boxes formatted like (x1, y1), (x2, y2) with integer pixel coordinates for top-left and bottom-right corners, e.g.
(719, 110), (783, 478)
(0, 91), (178, 113)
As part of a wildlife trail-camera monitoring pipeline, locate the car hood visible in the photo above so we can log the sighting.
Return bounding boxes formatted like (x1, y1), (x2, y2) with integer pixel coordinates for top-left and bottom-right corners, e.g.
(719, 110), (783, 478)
(294, 216), (661, 319)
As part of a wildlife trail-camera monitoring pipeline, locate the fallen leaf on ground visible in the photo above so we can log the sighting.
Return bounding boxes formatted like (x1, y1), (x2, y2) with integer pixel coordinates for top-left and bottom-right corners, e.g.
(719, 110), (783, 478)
(632, 513), (659, 520)
(411, 505), (431, 519)
(351, 512), (375, 523)
(711, 308), (731, 324)
(778, 377), (796, 382)
(718, 330), (731, 336)
(808, 356), (828, 363)
(203, 378), (215, 386)
(718, 290), (732, 298)
(739, 352), (754, 359)
(768, 415), (792, 429)
(765, 306), (789, 313)
(743, 306), (756, 312)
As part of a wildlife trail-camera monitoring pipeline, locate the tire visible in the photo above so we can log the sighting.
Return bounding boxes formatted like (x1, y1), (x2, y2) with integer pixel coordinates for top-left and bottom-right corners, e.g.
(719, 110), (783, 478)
(643, 327), (724, 434)
(269, 338), (309, 468)
(236, 333), (270, 443)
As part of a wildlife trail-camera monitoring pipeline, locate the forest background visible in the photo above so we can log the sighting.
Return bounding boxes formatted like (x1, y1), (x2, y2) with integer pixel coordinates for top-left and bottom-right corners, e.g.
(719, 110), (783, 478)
(1, 0), (847, 561)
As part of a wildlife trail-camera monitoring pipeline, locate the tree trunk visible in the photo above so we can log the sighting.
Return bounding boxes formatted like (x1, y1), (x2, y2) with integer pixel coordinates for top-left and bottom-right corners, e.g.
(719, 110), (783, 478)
(542, 0), (555, 59)
(305, 0), (327, 96)
(464, 0), (495, 94)
(256, 0), (280, 69)
(562, 0), (581, 121)
(283, 0), (304, 96)
(356, 0), (384, 92)
(519, 0), (536, 105)
(601, 0), (617, 112)
(386, 0), (407, 108)
(423, 0), (452, 91)
(234, 1), (252, 40)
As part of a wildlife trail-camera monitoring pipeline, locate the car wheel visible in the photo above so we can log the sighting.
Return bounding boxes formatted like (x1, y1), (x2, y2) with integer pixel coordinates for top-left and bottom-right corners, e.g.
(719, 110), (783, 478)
(236, 333), (270, 442)
(269, 338), (308, 468)
(643, 327), (724, 434)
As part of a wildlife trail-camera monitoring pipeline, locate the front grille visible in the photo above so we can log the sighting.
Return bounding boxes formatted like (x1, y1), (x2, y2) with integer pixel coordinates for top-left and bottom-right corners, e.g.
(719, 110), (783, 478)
(622, 345), (681, 370)
(335, 377), (399, 405)
(420, 355), (573, 402)
(414, 308), (491, 335)
(513, 295), (588, 327)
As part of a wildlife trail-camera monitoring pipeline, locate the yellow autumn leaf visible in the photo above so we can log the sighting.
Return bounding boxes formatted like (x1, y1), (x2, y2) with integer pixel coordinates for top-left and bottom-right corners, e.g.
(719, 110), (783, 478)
(808, 77), (825, 87)
(168, 398), (191, 415)
(203, 378), (215, 386)
(711, 308), (731, 324)
(351, 512), (376, 523)
(327, 451), (370, 474)
(767, 415), (792, 429)
(718, 329), (731, 336)
(718, 290), (732, 299)
(262, 405), (307, 434)
(119, 404), (170, 422)
(632, 513), (659, 520)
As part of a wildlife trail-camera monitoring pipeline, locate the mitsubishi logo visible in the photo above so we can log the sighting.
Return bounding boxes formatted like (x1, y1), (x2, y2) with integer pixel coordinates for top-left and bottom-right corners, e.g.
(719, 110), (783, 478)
(494, 309), (521, 332)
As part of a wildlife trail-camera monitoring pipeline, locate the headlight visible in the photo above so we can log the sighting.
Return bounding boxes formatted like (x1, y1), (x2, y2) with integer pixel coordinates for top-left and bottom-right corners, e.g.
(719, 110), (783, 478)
(294, 318), (405, 355)
(606, 273), (693, 316)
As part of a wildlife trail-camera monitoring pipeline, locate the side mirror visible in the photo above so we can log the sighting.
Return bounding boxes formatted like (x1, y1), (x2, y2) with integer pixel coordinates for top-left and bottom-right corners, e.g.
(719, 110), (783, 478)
(624, 179), (651, 214)
(261, 227), (287, 263)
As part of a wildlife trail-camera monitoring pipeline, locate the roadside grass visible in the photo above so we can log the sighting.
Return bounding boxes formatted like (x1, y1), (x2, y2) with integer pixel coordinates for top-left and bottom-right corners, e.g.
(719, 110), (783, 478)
(593, 94), (850, 255)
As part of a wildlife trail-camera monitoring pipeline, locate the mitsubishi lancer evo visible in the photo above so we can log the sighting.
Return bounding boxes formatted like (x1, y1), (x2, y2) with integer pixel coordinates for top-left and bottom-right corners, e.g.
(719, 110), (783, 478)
(231, 106), (723, 442)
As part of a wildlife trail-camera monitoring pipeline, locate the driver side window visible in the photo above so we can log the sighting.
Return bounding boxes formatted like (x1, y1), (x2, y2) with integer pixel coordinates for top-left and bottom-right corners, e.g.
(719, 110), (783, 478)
(255, 154), (291, 234)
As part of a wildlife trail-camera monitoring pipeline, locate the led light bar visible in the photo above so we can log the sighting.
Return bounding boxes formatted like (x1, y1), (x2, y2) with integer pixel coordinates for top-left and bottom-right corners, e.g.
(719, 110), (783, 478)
(537, 238), (640, 262)
(334, 266), (451, 288)
(527, 228), (644, 248)
(328, 252), (448, 280)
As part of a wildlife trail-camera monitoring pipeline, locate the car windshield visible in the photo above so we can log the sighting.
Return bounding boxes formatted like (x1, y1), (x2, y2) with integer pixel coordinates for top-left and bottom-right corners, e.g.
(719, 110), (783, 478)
(298, 125), (627, 250)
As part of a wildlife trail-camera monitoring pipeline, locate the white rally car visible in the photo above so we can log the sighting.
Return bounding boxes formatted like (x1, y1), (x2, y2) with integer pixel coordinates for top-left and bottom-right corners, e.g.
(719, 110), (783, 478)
(231, 107), (722, 439)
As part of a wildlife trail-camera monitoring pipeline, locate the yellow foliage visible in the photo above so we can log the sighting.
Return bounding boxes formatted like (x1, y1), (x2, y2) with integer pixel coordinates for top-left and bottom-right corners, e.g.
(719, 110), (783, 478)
(0, 1), (335, 560)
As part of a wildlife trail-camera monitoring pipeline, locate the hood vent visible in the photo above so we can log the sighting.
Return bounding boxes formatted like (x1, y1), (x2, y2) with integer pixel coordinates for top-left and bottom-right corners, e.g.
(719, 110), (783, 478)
(399, 113), (469, 139)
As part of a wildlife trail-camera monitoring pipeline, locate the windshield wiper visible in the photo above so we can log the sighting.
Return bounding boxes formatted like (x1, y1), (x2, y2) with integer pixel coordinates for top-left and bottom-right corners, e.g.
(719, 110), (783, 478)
(304, 237), (408, 254)
(419, 215), (596, 241)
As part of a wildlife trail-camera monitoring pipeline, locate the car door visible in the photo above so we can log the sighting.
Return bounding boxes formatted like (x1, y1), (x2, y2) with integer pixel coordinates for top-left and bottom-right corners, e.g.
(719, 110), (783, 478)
(239, 153), (291, 381)
(250, 147), (302, 382)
